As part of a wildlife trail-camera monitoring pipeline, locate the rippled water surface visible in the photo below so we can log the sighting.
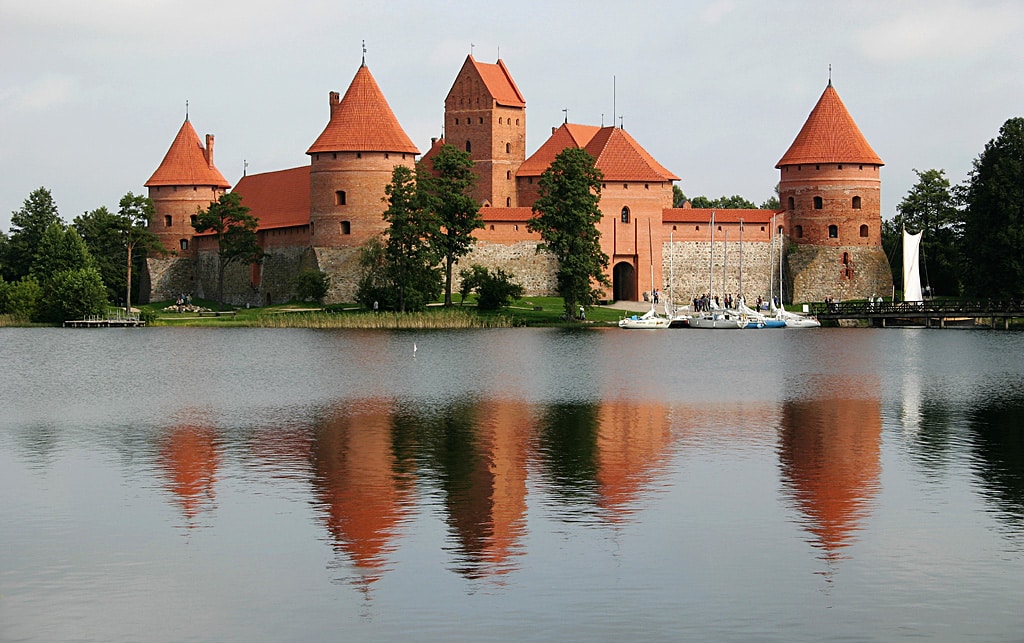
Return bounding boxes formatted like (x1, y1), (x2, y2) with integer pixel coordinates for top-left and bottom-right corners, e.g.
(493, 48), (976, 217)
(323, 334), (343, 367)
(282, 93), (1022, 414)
(2, 326), (1024, 641)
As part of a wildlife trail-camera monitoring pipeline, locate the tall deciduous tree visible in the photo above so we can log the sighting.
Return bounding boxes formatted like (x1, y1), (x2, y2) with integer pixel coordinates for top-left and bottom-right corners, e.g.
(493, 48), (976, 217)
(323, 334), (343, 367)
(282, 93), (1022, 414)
(117, 192), (162, 313)
(959, 117), (1024, 298)
(420, 145), (481, 306)
(74, 207), (124, 303)
(193, 191), (262, 310)
(5, 187), (62, 281)
(357, 164), (441, 312)
(31, 223), (107, 322)
(528, 147), (609, 320)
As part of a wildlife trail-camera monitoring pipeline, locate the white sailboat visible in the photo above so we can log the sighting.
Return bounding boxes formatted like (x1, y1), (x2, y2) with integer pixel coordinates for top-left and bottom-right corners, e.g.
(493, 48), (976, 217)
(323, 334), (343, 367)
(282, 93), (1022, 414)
(688, 211), (757, 329)
(620, 220), (670, 329)
(903, 226), (924, 303)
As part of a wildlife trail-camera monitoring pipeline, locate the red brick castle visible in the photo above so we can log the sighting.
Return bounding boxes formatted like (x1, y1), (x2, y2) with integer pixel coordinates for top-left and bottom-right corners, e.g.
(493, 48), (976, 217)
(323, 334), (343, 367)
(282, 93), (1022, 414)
(143, 55), (892, 306)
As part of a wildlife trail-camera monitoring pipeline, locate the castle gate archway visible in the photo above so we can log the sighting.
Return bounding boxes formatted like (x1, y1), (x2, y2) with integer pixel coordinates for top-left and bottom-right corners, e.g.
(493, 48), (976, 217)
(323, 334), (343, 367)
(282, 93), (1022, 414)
(613, 261), (637, 301)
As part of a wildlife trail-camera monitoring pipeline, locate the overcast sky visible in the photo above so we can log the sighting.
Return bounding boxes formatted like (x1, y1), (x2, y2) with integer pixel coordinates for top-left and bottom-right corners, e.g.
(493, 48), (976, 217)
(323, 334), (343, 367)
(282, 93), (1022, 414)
(2, 0), (1022, 233)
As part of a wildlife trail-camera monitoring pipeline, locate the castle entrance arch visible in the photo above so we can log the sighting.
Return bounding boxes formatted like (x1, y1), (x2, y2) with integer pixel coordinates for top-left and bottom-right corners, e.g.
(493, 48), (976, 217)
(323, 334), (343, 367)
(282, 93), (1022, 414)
(613, 261), (637, 301)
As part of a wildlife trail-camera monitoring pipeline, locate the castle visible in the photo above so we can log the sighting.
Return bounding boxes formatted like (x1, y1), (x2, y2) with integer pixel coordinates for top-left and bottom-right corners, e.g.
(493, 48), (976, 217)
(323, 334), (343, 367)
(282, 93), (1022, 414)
(142, 55), (893, 307)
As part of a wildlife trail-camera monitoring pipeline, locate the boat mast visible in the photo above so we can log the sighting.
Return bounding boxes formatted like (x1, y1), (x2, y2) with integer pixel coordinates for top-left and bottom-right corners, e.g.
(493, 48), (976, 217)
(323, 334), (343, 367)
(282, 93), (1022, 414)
(722, 227), (728, 301)
(769, 214), (775, 306)
(738, 218), (744, 300)
(708, 211), (715, 299)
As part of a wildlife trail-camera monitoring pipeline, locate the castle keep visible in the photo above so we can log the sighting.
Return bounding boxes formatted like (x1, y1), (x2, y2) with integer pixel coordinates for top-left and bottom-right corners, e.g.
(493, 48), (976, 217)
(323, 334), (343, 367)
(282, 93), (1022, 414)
(143, 55), (892, 307)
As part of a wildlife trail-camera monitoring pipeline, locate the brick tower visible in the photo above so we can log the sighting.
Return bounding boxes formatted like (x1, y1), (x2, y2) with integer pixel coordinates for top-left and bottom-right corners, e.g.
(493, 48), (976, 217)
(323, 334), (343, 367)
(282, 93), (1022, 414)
(306, 61), (419, 300)
(776, 81), (893, 303)
(143, 118), (230, 302)
(444, 56), (526, 207)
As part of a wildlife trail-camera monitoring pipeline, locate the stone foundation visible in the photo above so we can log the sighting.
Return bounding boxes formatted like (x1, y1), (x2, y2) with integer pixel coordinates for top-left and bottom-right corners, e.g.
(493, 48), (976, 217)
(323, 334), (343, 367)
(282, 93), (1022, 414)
(786, 244), (892, 303)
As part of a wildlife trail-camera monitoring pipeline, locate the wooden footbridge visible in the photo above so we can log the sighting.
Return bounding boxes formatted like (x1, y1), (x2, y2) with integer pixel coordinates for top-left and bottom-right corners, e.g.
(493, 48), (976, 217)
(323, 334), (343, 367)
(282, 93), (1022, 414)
(64, 314), (146, 328)
(806, 299), (1024, 329)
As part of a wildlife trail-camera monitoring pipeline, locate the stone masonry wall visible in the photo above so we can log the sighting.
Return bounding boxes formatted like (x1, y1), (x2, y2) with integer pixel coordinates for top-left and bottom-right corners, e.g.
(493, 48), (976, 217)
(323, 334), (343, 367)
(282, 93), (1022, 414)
(663, 240), (777, 306)
(145, 256), (196, 303)
(456, 241), (558, 297)
(786, 244), (893, 304)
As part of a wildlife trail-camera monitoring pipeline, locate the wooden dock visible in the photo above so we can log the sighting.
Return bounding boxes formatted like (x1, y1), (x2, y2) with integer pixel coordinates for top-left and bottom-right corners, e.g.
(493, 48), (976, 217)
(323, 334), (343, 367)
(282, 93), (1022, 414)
(64, 315), (146, 328)
(807, 299), (1024, 329)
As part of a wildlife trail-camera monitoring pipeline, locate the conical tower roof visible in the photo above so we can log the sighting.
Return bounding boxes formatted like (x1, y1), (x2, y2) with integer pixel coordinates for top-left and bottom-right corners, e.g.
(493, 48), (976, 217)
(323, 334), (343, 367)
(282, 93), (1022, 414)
(307, 64), (419, 155)
(776, 83), (883, 168)
(145, 119), (231, 188)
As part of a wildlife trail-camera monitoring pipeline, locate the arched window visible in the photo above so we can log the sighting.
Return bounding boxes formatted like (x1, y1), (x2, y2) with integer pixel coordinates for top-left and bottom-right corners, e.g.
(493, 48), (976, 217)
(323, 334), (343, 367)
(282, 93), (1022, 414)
(335, 190), (346, 206)
(506, 170), (511, 180)
(621, 206), (630, 223)
(506, 197), (511, 207)
(179, 239), (189, 250)
(852, 196), (862, 209)
(505, 142), (511, 154)
(788, 196), (795, 210)
(842, 252), (850, 265)
(795, 225), (803, 238)
(814, 196), (823, 210)
(829, 224), (838, 238)
(465, 140), (472, 153)
(777, 225), (784, 235)
(340, 221), (351, 235)
(860, 224), (869, 237)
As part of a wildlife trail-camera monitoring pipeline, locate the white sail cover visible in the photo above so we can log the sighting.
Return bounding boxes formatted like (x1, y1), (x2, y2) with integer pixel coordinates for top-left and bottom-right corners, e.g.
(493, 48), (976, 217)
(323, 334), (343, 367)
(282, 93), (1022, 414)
(902, 227), (923, 302)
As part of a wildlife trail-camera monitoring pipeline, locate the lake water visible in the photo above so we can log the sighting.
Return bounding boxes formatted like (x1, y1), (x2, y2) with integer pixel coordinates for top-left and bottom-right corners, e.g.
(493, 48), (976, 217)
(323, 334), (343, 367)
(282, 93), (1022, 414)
(1, 326), (1023, 641)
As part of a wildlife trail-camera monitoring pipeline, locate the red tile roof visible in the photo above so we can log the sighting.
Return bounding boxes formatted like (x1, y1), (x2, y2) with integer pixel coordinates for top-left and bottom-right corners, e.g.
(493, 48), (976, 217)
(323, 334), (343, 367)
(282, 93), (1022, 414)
(663, 208), (779, 224)
(518, 123), (678, 182)
(145, 119), (231, 188)
(469, 56), (526, 108)
(307, 64), (419, 155)
(776, 84), (883, 168)
(231, 166), (310, 230)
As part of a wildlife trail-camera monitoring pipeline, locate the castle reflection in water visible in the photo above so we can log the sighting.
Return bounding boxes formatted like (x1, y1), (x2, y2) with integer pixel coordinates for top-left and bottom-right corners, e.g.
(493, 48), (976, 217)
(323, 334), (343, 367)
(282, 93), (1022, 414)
(154, 383), (883, 585)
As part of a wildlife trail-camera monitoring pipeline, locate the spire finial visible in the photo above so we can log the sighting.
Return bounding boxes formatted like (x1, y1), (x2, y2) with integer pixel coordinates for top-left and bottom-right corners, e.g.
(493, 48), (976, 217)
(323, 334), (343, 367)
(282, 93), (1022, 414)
(362, 40), (366, 66)
(243, 159), (248, 177)
(828, 64), (832, 86)
(185, 100), (189, 121)
(470, 42), (475, 57)
(562, 108), (568, 124)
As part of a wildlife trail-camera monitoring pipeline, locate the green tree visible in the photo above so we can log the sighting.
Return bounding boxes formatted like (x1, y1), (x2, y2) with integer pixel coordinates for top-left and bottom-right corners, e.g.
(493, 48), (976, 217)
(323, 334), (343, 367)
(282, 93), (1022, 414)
(528, 147), (610, 320)
(74, 207), (124, 303)
(959, 117), (1024, 298)
(689, 194), (758, 209)
(672, 185), (688, 208)
(5, 187), (62, 281)
(31, 222), (94, 280)
(193, 191), (262, 310)
(420, 145), (482, 306)
(380, 165), (442, 312)
(458, 264), (524, 310)
(0, 276), (42, 321)
(892, 169), (960, 296)
(41, 267), (108, 322)
(292, 269), (331, 304)
(117, 192), (162, 313)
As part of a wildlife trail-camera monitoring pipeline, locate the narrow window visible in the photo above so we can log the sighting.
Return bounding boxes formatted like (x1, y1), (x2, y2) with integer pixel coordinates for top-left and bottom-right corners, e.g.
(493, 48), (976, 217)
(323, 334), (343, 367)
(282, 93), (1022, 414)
(860, 224), (869, 238)
(455, 118), (459, 125)
(842, 252), (850, 265)
(505, 142), (511, 154)
(489, 224), (494, 230)
(332, 153), (337, 159)
(516, 119), (520, 125)
(777, 225), (784, 235)
(179, 239), (189, 250)
(506, 170), (511, 180)
(190, 215), (197, 225)
(356, 152), (362, 159)
(621, 206), (630, 223)
(814, 196), (823, 210)
(506, 197), (511, 207)
(796, 225), (803, 238)
(164, 215), (172, 227)
(340, 221), (351, 235)
(695, 225), (700, 231)
(788, 196), (795, 210)
(513, 224), (518, 231)
(815, 164), (820, 170)
(499, 117), (503, 124)
(466, 140), (472, 153)
(479, 117), (483, 124)
(838, 164), (843, 170)
(672, 225), (677, 230)
(852, 196), (862, 209)
(335, 190), (346, 206)
(829, 225), (838, 238)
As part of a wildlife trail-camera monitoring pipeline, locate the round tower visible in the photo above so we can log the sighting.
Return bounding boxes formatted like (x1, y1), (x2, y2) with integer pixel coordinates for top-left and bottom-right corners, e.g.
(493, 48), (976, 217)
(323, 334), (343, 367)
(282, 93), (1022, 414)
(306, 63), (419, 299)
(143, 118), (230, 302)
(776, 82), (892, 303)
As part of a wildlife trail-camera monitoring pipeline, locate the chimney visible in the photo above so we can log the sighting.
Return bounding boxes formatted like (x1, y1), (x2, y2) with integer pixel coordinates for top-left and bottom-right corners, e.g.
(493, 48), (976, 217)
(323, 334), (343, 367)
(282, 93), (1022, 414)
(329, 91), (340, 116)
(204, 134), (215, 168)
(431, 137), (437, 145)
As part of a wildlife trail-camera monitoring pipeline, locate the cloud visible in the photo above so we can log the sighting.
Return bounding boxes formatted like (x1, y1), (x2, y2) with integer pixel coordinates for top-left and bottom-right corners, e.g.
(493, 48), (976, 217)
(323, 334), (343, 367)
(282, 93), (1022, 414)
(858, 2), (1024, 62)
(2, 75), (77, 112)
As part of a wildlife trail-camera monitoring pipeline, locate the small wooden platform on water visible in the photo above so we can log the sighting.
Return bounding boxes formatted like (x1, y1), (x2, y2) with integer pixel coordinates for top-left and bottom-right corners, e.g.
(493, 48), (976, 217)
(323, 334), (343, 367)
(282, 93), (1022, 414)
(64, 316), (146, 328)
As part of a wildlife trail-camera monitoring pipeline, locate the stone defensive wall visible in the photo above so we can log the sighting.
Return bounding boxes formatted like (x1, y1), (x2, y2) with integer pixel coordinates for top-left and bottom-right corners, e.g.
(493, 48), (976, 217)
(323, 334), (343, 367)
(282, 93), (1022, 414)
(457, 240), (558, 297)
(786, 244), (892, 304)
(663, 240), (776, 305)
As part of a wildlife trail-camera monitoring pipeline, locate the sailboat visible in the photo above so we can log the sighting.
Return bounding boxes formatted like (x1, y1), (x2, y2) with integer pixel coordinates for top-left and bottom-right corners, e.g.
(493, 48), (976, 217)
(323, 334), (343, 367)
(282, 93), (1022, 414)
(902, 226), (924, 303)
(619, 220), (670, 329)
(768, 215), (820, 328)
(688, 212), (758, 329)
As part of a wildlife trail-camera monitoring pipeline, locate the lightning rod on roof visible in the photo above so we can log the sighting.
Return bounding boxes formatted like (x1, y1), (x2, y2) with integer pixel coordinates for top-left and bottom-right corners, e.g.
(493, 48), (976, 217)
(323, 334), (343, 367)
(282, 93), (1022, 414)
(613, 75), (616, 129)
(471, 43), (475, 56)
(362, 40), (366, 66)
(562, 108), (568, 124)
(243, 159), (248, 177)
(828, 63), (832, 86)
(185, 100), (189, 121)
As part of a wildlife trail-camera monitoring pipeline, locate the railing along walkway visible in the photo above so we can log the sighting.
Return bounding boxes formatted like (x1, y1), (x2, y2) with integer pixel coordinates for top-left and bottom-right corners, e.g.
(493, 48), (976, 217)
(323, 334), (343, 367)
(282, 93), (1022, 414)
(807, 299), (1024, 329)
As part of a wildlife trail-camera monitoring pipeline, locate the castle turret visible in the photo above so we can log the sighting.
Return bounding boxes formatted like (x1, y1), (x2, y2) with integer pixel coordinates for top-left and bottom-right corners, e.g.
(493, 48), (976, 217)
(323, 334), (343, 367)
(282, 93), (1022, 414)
(305, 62), (419, 300)
(145, 118), (230, 254)
(444, 56), (526, 208)
(776, 82), (893, 303)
